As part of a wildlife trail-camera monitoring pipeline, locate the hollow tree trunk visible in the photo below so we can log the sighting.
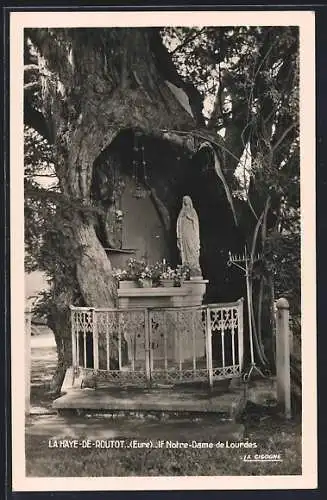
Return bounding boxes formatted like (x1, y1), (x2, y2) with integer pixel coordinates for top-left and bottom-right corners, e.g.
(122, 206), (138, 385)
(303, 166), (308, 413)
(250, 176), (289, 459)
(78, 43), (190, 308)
(74, 218), (117, 307)
(48, 195), (119, 391)
(46, 218), (119, 392)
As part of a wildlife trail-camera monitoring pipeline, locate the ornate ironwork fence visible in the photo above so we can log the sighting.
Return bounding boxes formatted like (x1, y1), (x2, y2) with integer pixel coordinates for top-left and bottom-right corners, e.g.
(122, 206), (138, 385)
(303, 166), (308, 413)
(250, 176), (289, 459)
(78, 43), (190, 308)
(70, 299), (244, 388)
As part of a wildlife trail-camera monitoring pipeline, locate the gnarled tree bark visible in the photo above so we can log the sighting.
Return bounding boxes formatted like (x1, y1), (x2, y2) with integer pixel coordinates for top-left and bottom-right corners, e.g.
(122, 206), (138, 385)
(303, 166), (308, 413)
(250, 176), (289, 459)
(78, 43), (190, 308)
(25, 28), (205, 390)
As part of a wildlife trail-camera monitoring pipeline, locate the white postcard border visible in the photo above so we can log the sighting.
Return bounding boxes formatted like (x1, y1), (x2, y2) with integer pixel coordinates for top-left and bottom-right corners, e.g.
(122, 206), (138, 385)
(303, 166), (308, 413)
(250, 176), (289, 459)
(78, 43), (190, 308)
(10, 9), (317, 491)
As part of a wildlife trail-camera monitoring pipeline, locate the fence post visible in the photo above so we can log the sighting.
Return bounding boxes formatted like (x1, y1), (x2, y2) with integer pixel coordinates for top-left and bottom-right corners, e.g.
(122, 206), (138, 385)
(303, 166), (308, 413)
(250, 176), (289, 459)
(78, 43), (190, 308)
(25, 305), (32, 415)
(92, 308), (99, 370)
(205, 307), (213, 389)
(144, 308), (151, 385)
(276, 298), (292, 419)
(237, 298), (244, 373)
(70, 306), (78, 374)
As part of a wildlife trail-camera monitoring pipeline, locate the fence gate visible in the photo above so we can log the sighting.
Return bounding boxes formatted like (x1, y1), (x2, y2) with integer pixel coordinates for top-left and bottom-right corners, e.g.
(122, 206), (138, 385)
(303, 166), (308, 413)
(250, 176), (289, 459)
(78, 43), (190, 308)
(70, 299), (244, 388)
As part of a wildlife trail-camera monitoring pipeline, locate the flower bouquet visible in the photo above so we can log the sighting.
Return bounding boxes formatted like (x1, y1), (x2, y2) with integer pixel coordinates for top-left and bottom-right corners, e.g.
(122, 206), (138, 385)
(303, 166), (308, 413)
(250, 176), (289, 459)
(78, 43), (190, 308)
(175, 264), (191, 285)
(112, 267), (137, 288)
(113, 258), (155, 288)
(159, 265), (177, 287)
(157, 260), (191, 287)
(112, 259), (191, 289)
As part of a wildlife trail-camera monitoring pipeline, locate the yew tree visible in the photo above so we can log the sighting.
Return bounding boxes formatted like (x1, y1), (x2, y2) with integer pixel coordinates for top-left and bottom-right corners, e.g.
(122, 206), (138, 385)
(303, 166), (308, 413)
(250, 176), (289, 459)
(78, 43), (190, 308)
(24, 28), (209, 388)
(24, 26), (300, 386)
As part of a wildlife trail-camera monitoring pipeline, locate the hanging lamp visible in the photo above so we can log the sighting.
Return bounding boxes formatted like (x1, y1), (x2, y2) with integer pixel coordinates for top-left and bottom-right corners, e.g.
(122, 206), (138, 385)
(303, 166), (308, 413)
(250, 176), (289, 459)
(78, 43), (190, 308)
(132, 133), (149, 199)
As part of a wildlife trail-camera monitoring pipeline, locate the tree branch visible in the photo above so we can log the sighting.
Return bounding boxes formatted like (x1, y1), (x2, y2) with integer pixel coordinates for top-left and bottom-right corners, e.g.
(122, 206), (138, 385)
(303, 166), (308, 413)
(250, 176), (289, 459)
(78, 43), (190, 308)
(207, 65), (227, 129)
(272, 121), (298, 153)
(25, 173), (58, 178)
(24, 81), (40, 91)
(169, 28), (206, 55)
(24, 64), (40, 72)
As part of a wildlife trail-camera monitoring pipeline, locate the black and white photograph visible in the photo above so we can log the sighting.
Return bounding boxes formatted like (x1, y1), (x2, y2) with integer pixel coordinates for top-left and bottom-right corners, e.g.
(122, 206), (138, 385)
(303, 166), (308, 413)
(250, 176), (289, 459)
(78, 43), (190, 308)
(10, 9), (316, 491)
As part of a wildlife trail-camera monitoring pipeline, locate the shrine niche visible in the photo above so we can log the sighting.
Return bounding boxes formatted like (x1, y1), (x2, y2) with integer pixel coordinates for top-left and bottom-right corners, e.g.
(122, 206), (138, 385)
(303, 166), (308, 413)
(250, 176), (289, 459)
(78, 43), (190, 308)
(60, 132), (247, 392)
(94, 130), (243, 308)
(91, 130), (182, 272)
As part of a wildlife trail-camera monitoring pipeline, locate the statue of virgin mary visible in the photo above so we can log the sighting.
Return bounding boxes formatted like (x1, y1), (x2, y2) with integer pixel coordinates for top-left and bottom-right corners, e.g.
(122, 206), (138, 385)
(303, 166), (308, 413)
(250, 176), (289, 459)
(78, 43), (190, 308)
(176, 196), (202, 278)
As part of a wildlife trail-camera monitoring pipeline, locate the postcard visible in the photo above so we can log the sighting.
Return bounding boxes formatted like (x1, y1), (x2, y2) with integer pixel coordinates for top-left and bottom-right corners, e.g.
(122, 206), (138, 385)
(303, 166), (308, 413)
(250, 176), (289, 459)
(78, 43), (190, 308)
(10, 9), (316, 491)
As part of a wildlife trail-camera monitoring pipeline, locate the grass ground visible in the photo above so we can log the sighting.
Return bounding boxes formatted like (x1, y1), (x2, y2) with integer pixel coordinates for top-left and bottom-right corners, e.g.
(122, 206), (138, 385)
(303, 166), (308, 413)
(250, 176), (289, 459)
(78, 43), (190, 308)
(25, 327), (302, 477)
(26, 417), (301, 477)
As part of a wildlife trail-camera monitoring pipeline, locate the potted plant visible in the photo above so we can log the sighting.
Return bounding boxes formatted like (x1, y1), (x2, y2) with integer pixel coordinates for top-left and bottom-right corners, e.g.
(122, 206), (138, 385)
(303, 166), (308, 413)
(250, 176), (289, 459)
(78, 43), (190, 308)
(130, 259), (155, 288)
(137, 263), (154, 288)
(150, 261), (163, 287)
(175, 264), (191, 286)
(112, 267), (138, 289)
(113, 258), (156, 288)
(159, 266), (177, 287)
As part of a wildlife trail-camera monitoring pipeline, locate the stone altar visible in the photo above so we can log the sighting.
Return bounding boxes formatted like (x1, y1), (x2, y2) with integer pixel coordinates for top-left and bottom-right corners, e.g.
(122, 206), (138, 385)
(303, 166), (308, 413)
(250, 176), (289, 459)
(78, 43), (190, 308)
(118, 280), (208, 364)
(117, 279), (208, 309)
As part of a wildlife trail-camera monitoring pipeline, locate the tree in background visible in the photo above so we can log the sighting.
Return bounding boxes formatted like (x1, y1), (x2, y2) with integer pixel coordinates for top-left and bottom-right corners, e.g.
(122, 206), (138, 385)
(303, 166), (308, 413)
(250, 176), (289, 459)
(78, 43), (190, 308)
(163, 26), (299, 365)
